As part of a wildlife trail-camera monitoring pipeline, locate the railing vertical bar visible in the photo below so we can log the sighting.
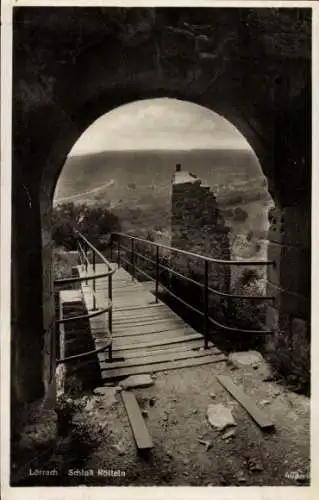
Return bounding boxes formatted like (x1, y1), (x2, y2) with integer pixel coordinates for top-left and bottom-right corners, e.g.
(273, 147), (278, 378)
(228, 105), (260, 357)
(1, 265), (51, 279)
(131, 239), (135, 281)
(117, 238), (121, 268)
(108, 273), (113, 361)
(92, 251), (96, 311)
(204, 260), (209, 349)
(78, 242), (83, 270)
(110, 235), (113, 262)
(108, 274), (112, 334)
(85, 242), (88, 285)
(155, 246), (160, 303)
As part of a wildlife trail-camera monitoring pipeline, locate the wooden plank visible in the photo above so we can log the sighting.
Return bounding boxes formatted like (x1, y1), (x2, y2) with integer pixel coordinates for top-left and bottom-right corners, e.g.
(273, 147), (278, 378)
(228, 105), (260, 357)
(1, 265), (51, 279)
(113, 315), (184, 327)
(112, 324), (195, 338)
(102, 353), (226, 380)
(101, 345), (222, 371)
(113, 299), (155, 307)
(112, 295), (155, 303)
(112, 332), (203, 351)
(121, 391), (153, 451)
(112, 289), (150, 296)
(116, 340), (213, 359)
(113, 310), (179, 321)
(113, 309), (175, 321)
(114, 304), (166, 312)
(114, 307), (166, 315)
(113, 332), (189, 346)
(113, 318), (194, 335)
(216, 375), (275, 431)
(113, 316), (188, 328)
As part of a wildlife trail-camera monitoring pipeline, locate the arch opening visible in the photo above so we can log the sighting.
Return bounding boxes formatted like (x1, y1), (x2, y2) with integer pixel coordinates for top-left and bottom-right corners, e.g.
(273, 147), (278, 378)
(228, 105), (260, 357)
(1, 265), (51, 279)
(53, 98), (273, 263)
(50, 98), (274, 351)
(10, 9), (311, 465)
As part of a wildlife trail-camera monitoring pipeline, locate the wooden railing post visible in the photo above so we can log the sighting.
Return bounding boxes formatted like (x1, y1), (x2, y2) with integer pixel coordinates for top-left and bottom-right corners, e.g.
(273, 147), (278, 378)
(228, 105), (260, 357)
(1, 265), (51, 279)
(155, 246), (159, 303)
(204, 260), (209, 349)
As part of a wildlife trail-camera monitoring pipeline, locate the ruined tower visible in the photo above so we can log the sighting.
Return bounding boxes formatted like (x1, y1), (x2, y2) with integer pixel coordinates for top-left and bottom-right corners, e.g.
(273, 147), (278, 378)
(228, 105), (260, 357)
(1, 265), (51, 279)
(170, 164), (231, 316)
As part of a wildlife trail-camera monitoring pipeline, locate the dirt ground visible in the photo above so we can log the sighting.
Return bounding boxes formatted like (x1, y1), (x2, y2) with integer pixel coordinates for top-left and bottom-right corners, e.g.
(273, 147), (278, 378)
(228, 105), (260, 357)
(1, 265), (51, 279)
(33, 356), (310, 487)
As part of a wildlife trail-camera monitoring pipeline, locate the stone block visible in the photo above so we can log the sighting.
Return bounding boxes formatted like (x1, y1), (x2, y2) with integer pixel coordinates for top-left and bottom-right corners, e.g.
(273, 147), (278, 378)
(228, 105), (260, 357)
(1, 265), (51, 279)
(228, 351), (264, 368)
(267, 243), (309, 296)
(268, 207), (284, 244)
(280, 246), (309, 296)
(281, 290), (309, 318)
(42, 296), (55, 330)
(267, 243), (281, 286)
(119, 374), (154, 389)
(291, 317), (309, 343)
(266, 282), (308, 318)
(266, 305), (279, 331)
(281, 206), (311, 247)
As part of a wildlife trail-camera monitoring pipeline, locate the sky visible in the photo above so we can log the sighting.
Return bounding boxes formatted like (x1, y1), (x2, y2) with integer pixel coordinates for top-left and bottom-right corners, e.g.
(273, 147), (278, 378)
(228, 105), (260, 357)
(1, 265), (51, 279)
(69, 98), (251, 156)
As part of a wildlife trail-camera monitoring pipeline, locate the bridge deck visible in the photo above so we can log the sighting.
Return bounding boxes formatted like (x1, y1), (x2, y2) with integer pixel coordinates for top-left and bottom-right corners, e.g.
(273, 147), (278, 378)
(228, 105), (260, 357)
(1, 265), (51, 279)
(78, 263), (226, 381)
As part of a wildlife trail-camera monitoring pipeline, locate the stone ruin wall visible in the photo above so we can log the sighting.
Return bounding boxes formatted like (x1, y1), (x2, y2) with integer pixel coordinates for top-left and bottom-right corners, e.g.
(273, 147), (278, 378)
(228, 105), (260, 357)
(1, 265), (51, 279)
(170, 165), (231, 319)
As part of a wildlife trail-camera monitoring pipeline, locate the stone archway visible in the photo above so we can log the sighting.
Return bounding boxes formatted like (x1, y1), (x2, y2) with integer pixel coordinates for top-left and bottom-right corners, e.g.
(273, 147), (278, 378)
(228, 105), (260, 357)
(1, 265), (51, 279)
(11, 7), (311, 429)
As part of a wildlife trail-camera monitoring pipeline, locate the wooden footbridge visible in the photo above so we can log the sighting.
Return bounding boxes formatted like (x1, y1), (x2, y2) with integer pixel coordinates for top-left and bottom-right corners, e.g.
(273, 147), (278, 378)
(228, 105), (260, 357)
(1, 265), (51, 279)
(79, 263), (226, 380)
(55, 231), (273, 384)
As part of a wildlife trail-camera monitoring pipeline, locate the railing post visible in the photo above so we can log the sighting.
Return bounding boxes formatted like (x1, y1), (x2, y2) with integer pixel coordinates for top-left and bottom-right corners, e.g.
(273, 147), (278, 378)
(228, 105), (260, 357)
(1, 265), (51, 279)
(110, 234), (113, 261)
(204, 260), (209, 349)
(92, 251), (96, 311)
(117, 238), (121, 268)
(131, 239), (135, 281)
(108, 273), (113, 362)
(79, 243), (84, 271)
(85, 243), (88, 285)
(155, 246), (159, 303)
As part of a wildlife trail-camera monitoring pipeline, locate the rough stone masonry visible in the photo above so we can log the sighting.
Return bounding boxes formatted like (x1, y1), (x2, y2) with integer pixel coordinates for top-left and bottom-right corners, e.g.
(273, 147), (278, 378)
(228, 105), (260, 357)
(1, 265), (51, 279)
(170, 164), (231, 321)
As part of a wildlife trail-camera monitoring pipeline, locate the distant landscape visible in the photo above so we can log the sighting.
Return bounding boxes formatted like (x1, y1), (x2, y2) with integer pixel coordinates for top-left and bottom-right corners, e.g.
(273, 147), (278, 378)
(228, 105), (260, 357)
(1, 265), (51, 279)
(54, 148), (273, 262)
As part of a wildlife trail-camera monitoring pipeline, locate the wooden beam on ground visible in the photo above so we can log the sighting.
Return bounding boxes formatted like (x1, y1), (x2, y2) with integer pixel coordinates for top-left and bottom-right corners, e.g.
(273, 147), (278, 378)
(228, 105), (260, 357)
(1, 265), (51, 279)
(121, 390), (153, 452)
(216, 375), (275, 431)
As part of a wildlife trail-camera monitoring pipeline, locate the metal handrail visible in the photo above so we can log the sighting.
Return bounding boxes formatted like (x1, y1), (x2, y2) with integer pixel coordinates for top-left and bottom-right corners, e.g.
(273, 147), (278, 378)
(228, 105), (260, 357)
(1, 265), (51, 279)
(157, 260), (274, 301)
(56, 338), (112, 365)
(112, 232), (274, 348)
(54, 271), (114, 286)
(113, 232), (275, 266)
(56, 304), (112, 325)
(54, 230), (115, 364)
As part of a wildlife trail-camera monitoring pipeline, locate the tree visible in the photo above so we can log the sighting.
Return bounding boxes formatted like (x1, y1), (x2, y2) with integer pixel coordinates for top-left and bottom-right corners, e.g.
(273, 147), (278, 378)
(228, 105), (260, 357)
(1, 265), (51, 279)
(52, 202), (121, 250)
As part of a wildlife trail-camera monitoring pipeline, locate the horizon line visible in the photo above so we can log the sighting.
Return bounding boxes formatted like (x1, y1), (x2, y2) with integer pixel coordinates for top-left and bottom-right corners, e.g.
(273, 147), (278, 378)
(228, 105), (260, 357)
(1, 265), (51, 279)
(68, 146), (252, 158)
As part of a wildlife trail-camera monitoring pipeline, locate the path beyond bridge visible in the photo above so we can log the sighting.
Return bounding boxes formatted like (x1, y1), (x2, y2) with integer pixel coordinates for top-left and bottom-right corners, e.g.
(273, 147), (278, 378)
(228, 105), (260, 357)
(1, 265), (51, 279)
(78, 263), (226, 382)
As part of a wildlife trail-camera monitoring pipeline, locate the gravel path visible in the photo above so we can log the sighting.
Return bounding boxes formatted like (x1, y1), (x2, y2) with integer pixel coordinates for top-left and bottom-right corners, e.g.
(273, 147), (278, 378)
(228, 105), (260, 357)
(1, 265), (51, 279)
(53, 358), (309, 487)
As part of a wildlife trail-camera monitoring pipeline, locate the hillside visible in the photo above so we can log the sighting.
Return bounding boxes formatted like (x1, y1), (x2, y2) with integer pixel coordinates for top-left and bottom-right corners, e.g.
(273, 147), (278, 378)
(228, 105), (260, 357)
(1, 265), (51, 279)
(55, 149), (268, 205)
(54, 149), (273, 263)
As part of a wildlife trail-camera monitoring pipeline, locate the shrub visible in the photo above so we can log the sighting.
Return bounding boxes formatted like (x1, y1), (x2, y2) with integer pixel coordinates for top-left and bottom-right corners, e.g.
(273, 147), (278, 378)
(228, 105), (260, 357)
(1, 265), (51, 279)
(233, 207), (248, 222)
(265, 330), (310, 395)
(52, 202), (121, 251)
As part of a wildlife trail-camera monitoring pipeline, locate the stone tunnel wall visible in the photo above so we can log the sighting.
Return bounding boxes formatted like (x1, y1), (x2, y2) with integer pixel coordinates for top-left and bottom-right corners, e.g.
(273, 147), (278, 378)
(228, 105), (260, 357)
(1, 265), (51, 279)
(266, 203), (310, 363)
(170, 168), (230, 321)
(9, 7), (311, 436)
